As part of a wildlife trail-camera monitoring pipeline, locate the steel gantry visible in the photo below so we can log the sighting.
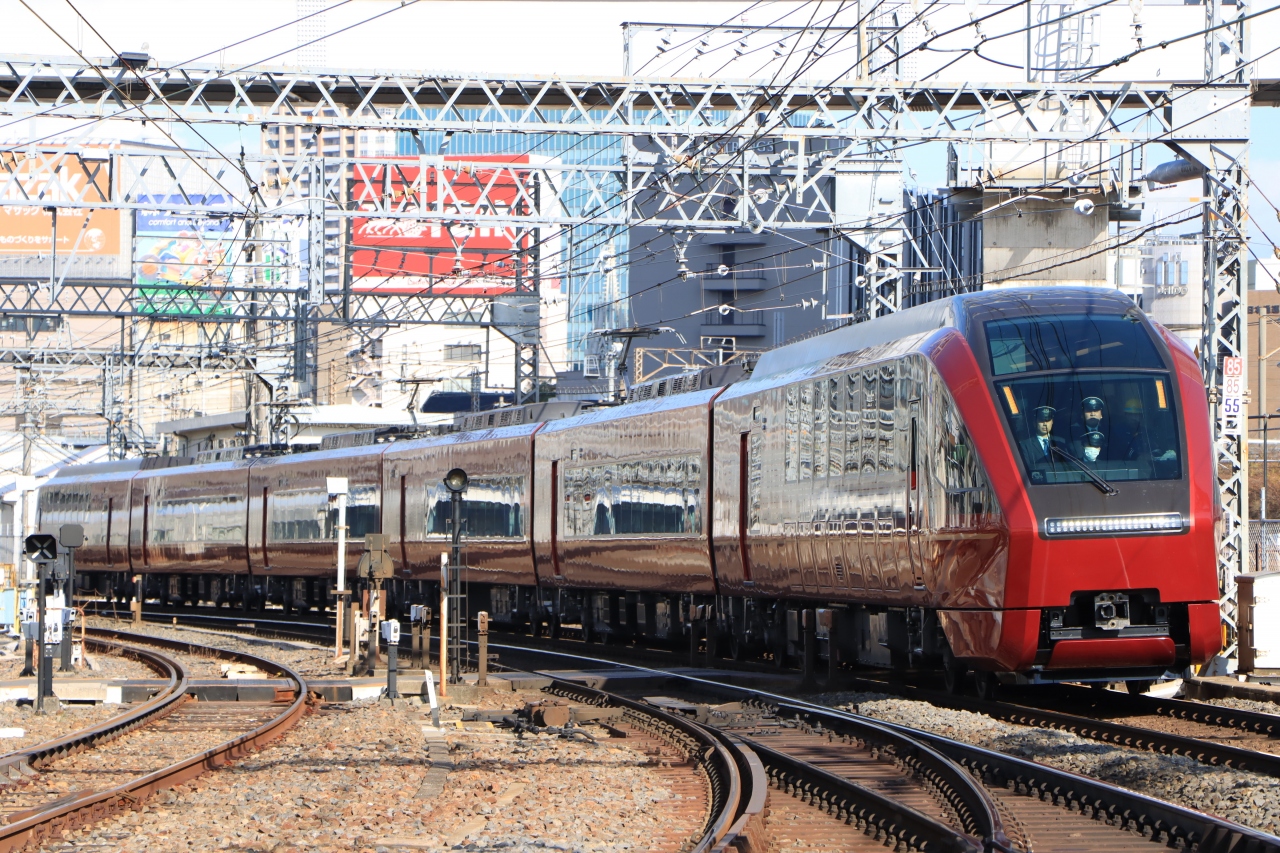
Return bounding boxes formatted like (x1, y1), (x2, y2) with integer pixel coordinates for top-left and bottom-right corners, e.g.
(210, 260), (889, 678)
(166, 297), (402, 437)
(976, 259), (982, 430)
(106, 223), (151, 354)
(0, 47), (1262, 629)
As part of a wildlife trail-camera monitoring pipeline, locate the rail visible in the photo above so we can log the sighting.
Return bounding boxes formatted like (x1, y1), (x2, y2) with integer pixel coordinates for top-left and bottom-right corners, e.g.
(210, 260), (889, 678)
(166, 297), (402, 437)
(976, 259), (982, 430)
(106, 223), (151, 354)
(0, 628), (309, 853)
(542, 676), (766, 853)
(496, 644), (1004, 853)
(0, 637), (187, 783)
(492, 641), (1280, 853)
(841, 676), (1280, 778)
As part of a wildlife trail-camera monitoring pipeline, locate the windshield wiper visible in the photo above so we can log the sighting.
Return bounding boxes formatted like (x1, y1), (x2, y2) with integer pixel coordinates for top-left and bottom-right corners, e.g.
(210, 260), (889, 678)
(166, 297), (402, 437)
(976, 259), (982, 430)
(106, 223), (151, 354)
(1051, 445), (1119, 495)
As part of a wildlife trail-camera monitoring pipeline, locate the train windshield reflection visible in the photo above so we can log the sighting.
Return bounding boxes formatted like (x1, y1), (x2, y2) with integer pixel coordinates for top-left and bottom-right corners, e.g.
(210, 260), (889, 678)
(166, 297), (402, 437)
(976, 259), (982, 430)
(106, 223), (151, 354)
(995, 372), (1182, 485)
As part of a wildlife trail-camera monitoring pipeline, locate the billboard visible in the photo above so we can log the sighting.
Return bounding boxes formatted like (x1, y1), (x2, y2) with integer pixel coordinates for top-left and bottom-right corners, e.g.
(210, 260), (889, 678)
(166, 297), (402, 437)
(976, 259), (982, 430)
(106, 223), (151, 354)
(133, 194), (243, 316)
(349, 157), (533, 296)
(0, 154), (120, 255)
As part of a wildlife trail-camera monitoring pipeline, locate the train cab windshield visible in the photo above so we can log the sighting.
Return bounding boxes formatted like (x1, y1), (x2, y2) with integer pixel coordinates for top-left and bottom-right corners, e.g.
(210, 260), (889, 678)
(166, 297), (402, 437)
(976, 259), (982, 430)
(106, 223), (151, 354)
(986, 312), (1182, 486)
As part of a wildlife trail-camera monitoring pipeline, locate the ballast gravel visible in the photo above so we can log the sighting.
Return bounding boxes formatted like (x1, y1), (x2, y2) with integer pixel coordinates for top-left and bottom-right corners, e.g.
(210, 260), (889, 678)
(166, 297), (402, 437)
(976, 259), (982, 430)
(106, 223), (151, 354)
(816, 690), (1280, 835)
(87, 617), (344, 679)
(0, 702), (123, 752)
(0, 637), (156, 681)
(35, 692), (704, 853)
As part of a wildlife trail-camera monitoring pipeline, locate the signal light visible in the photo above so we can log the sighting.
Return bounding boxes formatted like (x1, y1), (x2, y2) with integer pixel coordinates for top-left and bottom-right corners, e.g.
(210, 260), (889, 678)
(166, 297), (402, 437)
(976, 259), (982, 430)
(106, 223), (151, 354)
(23, 534), (57, 562)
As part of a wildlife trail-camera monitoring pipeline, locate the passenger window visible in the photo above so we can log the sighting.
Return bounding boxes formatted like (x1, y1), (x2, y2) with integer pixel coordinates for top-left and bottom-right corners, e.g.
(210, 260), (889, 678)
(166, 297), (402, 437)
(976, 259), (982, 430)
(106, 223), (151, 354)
(829, 376), (844, 478)
(799, 382), (814, 481)
(785, 385), (799, 483)
(845, 373), (861, 479)
(814, 380), (828, 480)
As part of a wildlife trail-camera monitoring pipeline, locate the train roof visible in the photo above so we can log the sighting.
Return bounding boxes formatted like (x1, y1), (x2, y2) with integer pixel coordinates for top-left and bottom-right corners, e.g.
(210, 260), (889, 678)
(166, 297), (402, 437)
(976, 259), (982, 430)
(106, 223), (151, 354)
(751, 286), (1140, 379)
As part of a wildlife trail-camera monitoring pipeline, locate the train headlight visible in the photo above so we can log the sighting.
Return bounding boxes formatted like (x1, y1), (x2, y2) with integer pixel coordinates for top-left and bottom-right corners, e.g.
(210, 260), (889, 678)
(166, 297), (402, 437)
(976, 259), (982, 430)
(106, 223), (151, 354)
(1043, 513), (1183, 537)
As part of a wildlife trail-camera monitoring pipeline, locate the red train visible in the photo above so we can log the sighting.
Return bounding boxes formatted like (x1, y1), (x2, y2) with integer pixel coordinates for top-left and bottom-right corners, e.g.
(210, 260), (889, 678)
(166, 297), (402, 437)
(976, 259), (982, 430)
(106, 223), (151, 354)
(39, 287), (1222, 692)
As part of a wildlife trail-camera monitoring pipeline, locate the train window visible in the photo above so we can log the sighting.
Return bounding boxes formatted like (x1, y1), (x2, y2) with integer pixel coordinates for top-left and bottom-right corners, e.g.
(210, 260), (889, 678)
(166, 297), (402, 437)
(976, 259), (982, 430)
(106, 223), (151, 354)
(985, 313), (1164, 376)
(844, 373), (860, 478)
(878, 364), (895, 478)
(425, 476), (524, 538)
(156, 491), (244, 544)
(829, 376), (845, 478)
(814, 380), (828, 480)
(748, 428), (763, 532)
(998, 372), (1182, 485)
(799, 382), (814, 481)
(927, 368), (999, 528)
(862, 370), (878, 479)
(785, 385), (799, 483)
(564, 455), (702, 537)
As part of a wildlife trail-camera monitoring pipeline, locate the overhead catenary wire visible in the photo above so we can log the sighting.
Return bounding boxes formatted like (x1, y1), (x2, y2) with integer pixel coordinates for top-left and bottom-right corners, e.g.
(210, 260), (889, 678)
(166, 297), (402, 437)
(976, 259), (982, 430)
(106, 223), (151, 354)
(0, 0), (1264, 425)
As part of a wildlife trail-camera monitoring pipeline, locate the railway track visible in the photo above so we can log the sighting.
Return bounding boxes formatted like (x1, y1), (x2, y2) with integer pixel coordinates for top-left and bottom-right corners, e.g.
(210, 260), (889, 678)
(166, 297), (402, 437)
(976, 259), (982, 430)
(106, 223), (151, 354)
(0, 628), (308, 852)
(494, 642), (1280, 853)
(101, 606), (1280, 851)
(115, 613), (1001, 853)
(832, 675), (1280, 779)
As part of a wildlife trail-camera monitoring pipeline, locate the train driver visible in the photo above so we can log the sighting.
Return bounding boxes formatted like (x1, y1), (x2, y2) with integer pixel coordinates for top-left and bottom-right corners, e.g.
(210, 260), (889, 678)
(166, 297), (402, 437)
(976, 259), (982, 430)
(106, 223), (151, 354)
(1113, 397), (1178, 475)
(1019, 406), (1064, 476)
(1070, 396), (1108, 463)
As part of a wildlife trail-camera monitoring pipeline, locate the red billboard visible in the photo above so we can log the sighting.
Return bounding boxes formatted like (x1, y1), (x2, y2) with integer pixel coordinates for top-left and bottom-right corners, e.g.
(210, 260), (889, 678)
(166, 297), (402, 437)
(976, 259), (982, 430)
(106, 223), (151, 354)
(349, 156), (533, 296)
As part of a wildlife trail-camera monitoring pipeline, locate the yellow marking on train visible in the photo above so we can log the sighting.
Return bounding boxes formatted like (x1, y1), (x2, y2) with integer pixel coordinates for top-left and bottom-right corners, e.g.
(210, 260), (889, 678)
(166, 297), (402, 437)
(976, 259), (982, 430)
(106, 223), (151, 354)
(1002, 386), (1019, 415)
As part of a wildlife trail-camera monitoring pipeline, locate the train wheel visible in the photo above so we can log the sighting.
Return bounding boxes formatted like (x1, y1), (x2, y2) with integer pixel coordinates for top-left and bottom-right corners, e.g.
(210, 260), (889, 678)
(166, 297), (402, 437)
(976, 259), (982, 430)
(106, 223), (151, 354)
(942, 649), (967, 695)
(728, 632), (746, 662)
(1125, 679), (1155, 696)
(974, 671), (1000, 702)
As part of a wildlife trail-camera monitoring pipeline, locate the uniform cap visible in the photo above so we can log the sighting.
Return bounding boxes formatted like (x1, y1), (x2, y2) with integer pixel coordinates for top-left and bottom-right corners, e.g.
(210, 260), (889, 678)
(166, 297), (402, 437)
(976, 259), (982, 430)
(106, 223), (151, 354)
(1123, 397), (1143, 414)
(1081, 396), (1104, 412)
(1084, 430), (1104, 448)
(1033, 406), (1055, 422)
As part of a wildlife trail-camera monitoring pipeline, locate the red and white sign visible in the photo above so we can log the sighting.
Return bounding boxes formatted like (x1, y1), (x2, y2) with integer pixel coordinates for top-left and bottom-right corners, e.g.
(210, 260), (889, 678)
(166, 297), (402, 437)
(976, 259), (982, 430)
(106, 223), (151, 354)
(1221, 355), (1244, 436)
(349, 157), (533, 296)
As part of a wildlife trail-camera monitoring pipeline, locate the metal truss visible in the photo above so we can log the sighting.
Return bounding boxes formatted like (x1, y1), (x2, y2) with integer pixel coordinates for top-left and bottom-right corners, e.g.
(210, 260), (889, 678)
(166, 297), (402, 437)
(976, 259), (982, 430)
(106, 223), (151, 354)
(633, 345), (763, 383)
(0, 346), (256, 371)
(0, 280), (499, 325)
(0, 52), (1261, 627)
(0, 58), (1193, 141)
(1192, 0), (1253, 644)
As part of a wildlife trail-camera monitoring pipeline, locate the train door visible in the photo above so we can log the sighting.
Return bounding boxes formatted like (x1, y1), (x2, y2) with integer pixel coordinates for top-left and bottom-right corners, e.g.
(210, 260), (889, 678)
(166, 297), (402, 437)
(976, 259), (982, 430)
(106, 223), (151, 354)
(260, 487), (270, 570)
(908, 407), (926, 591)
(550, 460), (563, 579)
(738, 431), (753, 585)
(142, 494), (150, 568)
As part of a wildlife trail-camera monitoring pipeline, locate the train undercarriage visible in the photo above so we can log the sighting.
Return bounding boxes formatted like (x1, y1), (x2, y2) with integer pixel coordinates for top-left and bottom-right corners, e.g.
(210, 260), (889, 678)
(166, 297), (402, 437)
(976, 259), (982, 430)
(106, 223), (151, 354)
(79, 571), (1190, 695)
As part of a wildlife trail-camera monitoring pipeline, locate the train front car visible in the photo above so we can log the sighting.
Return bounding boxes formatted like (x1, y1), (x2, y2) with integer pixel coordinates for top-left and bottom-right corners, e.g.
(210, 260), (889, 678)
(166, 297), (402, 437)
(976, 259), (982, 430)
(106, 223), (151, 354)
(946, 287), (1219, 690)
(711, 286), (1218, 691)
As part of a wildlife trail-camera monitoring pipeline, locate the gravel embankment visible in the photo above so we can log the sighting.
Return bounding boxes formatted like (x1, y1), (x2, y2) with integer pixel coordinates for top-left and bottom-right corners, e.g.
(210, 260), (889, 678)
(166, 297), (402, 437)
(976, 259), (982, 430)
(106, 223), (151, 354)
(0, 637), (156, 681)
(87, 617), (345, 680)
(0, 702), (125, 752)
(37, 690), (706, 853)
(815, 691), (1280, 835)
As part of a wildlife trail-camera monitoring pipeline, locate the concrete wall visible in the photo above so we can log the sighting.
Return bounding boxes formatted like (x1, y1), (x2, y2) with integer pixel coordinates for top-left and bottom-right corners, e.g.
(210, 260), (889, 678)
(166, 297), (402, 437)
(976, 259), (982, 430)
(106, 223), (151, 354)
(981, 196), (1110, 286)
